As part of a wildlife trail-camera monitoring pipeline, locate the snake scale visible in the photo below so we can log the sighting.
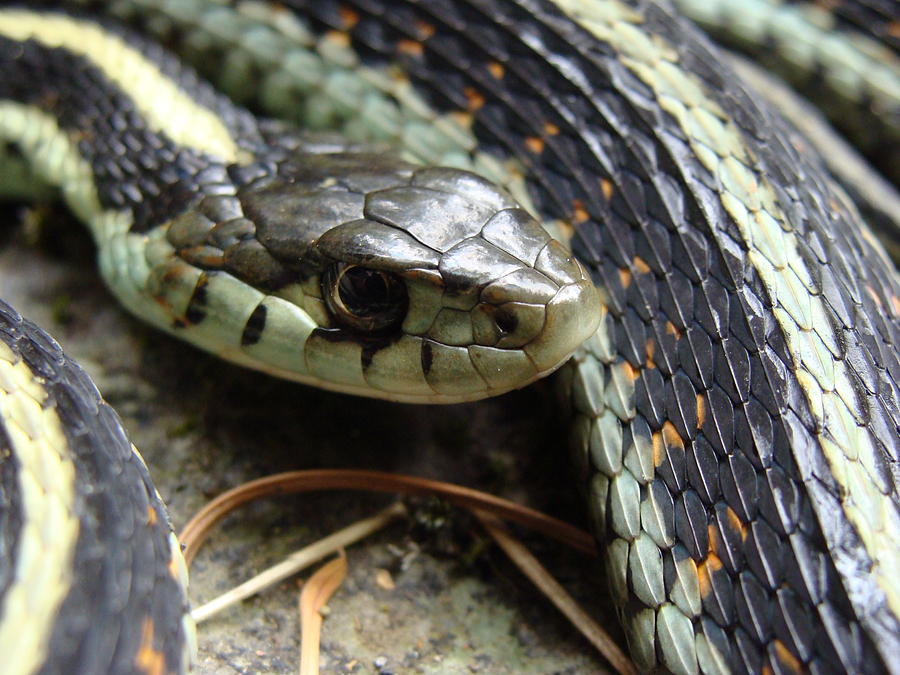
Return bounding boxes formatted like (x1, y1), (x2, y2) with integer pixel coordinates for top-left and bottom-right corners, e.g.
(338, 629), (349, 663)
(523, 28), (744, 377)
(0, 0), (898, 673)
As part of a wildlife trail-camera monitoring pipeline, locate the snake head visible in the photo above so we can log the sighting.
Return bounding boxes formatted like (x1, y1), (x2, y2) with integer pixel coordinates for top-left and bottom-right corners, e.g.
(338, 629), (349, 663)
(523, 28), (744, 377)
(167, 155), (601, 403)
(310, 167), (602, 401)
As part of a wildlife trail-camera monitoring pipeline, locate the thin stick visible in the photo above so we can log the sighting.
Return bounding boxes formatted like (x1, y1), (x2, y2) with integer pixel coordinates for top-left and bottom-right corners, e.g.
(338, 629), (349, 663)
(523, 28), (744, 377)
(474, 510), (637, 675)
(192, 502), (407, 623)
(298, 553), (347, 675)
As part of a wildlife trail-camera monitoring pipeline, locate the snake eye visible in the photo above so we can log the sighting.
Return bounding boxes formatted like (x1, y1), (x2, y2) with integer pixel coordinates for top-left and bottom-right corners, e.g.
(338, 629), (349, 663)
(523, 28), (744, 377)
(324, 264), (408, 333)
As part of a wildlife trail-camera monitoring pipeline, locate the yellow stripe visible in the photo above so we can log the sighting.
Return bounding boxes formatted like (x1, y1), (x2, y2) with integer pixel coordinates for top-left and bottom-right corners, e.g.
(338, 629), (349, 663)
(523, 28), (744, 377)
(0, 341), (79, 675)
(0, 10), (245, 163)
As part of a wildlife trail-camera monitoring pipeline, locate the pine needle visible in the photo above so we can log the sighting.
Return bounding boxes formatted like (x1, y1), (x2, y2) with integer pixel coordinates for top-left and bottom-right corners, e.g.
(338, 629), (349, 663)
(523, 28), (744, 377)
(474, 510), (637, 675)
(191, 502), (406, 623)
(298, 553), (347, 675)
(180, 469), (633, 672)
(179, 469), (595, 564)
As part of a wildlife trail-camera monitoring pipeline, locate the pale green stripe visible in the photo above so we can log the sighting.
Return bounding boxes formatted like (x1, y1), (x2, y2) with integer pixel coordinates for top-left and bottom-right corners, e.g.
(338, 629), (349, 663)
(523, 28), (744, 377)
(0, 9), (247, 162)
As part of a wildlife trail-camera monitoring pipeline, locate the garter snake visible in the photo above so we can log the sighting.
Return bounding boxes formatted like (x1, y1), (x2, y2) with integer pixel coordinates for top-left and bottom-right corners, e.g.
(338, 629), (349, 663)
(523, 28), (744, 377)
(1, 1), (899, 674)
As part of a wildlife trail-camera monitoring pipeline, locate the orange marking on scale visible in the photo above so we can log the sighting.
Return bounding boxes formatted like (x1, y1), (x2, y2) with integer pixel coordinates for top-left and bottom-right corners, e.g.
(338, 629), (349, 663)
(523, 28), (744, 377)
(464, 87), (485, 111)
(725, 506), (748, 542)
(415, 20), (436, 39)
(337, 6), (359, 29)
(134, 618), (165, 675)
(599, 177), (614, 201)
(632, 256), (651, 275)
(572, 199), (590, 224)
(487, 61), (505, 79)
(524, 136), (545, 154)
(661, 421), (684, 450)
(397, 39), (423, 57)
(645, 338), (656, 369)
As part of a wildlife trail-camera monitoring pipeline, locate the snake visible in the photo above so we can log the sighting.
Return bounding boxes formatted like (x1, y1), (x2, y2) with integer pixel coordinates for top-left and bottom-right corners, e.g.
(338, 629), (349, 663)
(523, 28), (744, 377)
(0, 0), (898, 673)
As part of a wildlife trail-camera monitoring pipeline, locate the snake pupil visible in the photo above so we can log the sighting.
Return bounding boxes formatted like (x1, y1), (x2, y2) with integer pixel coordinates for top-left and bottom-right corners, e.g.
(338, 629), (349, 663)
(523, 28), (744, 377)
(326, 264), (408, 333)
(339, 267), (389, 313)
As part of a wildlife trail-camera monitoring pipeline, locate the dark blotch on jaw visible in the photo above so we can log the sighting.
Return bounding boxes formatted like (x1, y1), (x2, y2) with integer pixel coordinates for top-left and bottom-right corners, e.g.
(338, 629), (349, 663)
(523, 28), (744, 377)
(421, 340), (433, 375)
(361, 345), (374, 371)
(241, 304), (268, 346)
(181, 272), (210, 326)
(311, 325), (407, 373)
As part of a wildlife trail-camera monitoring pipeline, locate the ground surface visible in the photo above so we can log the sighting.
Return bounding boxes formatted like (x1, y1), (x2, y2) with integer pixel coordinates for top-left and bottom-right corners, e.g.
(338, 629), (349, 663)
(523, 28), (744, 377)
(1, 208), (618, 674)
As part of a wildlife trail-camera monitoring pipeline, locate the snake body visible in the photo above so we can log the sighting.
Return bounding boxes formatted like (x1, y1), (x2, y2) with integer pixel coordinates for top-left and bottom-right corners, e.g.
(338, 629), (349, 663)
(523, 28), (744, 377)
(0, 301), (193, 674)
(672, 0), (900, 181)
(1, 1), (899, 674)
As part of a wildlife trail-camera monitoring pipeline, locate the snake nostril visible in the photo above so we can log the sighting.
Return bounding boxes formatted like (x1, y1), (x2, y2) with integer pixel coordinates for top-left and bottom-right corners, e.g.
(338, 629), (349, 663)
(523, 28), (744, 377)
(495, 308), (518, 335)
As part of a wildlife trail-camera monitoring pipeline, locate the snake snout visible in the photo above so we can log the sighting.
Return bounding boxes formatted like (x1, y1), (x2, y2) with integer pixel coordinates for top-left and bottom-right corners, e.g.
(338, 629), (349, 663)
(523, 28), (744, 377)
(523, 271), (601, 374)
(472, 219), (602, 370)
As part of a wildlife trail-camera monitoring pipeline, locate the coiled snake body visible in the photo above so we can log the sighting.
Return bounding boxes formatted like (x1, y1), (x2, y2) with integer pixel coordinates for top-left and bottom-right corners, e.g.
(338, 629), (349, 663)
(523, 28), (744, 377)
(0, 1), (898, 673)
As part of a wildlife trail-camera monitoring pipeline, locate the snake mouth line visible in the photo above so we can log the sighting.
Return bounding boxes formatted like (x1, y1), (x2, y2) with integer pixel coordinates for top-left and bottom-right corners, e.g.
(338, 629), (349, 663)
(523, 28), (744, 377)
(293, 276), (602, 404)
